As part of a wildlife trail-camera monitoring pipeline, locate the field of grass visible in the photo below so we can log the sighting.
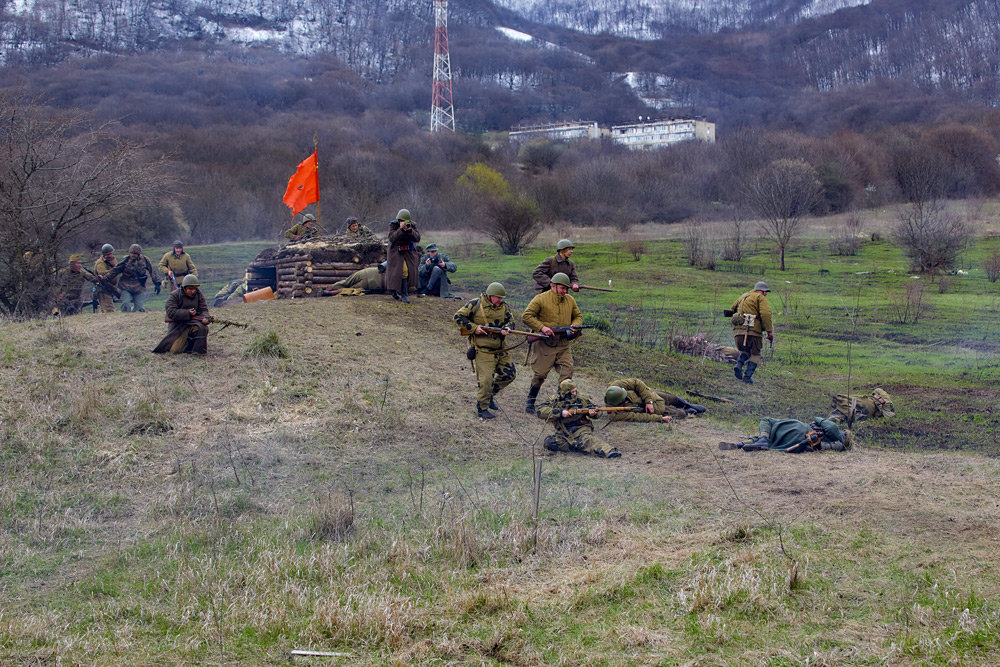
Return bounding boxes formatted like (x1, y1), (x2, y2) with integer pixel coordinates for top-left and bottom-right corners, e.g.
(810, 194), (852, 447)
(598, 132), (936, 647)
(3, 222), (1000, 663)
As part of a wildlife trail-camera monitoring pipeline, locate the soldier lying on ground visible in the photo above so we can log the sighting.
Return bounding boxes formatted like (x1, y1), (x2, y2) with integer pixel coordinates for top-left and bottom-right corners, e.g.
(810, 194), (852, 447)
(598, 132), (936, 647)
(719, 417), (852, 453)
(536, 379), (621, 459)
(213, 279), (247, 307)
(829, 388), (894, 424)
(321, 263), (386, 296)
(604, 378), (706, 422)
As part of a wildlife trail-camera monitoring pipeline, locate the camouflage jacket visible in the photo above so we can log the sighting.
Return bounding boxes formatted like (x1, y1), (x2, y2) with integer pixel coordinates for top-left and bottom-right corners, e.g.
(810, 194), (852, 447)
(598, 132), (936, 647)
(285, 223), (318, 241)
(537, 389), (600, 433)
(105, 254), (160, 292)
(454, 294), (514, 351)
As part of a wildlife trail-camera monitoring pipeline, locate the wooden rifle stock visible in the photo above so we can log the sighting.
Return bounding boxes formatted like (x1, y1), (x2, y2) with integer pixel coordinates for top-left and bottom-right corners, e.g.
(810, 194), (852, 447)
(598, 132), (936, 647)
(547, 406), (639, 421)
(462, 326), (548, 338)
(578, 284), (617, 292)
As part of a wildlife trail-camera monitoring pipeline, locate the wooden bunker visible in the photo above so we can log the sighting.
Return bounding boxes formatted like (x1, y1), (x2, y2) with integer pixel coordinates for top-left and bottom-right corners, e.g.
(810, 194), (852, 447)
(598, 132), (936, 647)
(245, 236), (387, 298)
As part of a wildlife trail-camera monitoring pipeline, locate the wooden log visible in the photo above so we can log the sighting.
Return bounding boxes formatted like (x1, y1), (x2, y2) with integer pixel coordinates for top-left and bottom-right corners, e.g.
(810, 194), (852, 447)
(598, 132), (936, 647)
(251, 254), (311, 268)
(312, 262), (365, 270)
(309, 269), (357, 277)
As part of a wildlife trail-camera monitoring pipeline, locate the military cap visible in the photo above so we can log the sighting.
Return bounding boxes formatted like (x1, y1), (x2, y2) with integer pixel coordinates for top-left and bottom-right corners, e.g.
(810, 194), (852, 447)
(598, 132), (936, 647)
(346, 216), (359, 226)
(69, 253), (82, 262)
(551, 272), (571, 287)
(754, 281), (770, 292)
(173, 239), (183, 248)
(424, 243), (438, 252)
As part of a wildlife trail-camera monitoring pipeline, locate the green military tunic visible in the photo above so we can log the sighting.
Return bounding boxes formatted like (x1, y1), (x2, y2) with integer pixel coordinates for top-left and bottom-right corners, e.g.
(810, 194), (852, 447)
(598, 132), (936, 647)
(54, 267), (99, 314)
(344, 225), (375, 240)
(607, 378), (687, 421)
(158, 251), (197, 284)
(454, 294), (518, 411)
(285, 223), (318, 241)
(522, 289), (584, 390)
(536, 387), (615, 457)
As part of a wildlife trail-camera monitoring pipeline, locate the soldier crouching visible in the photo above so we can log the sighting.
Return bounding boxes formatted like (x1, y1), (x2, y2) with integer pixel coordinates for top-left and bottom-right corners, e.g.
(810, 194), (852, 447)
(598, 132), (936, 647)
(536, 379), (620, 459)
(153, 275), (210, 354)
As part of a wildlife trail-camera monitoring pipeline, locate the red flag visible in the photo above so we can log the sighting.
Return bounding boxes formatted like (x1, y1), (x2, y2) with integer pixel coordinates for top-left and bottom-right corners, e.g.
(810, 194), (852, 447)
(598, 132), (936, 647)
(282, 150), (319, 216)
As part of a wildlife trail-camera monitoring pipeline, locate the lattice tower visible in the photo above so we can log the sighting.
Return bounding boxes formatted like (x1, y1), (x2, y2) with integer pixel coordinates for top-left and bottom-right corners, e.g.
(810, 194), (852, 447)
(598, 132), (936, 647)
(430, 0), (455, 132)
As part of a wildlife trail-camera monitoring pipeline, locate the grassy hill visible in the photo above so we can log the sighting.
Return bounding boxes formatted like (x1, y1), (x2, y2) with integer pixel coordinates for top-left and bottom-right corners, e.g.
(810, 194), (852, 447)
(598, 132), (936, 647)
(3, 277), (1000, 662)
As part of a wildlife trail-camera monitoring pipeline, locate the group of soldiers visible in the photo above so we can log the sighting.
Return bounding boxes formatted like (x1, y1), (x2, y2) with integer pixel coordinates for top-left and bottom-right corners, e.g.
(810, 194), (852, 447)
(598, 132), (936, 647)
(454, 238), (706, 460)
(53, 240), (198, 316)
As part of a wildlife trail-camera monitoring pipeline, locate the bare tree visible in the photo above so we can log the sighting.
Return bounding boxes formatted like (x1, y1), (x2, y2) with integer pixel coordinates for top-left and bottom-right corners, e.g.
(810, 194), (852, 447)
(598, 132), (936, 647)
(0, 94), (172, 315)
(892, 200), (971, 273)
(481, 196), (541, 255)
(742, 158), (822, 271)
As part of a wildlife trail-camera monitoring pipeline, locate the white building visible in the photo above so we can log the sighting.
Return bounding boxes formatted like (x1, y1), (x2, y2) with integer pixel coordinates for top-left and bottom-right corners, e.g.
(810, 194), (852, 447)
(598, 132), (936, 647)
(609, 119), (715, 149)
(508, 121), (601, 143)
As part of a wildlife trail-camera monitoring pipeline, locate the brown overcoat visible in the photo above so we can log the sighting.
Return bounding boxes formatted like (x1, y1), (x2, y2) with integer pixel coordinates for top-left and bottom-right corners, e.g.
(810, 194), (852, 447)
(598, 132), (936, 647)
(385, 221), (421, 293)
(153, 288), (209, 354)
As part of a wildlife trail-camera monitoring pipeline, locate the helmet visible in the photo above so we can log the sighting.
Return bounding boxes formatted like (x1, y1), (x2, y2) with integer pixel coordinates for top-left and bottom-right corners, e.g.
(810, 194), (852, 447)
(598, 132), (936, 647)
(346, 216), (359, 226)
(101, 244), (114, 254)
(559, 379), (577, 393)
(396, 209), (411, 222)
(605, 386), (627, 406)
(302, 214), (316, 223)
(754, 281), (770, 292)
(181, 274), (200, 287)
(550, 272), (571, 287)
(556, 239), (574, 251)
(172, 240), (183, 248)
(69, 253), (82, 262)
(485, 282), (506, 297)
(128, 244), (142, 254)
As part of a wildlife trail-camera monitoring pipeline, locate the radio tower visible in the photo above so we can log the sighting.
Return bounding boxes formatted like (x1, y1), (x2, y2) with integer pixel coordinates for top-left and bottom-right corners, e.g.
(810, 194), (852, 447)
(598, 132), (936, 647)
(430, 0), (455, 132)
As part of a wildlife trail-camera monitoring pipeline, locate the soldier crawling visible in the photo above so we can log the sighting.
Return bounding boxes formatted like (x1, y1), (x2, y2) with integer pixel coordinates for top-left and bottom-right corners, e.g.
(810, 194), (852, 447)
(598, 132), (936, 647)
(829, 387), (895, 425)
(536, 379), (620, 459)
(454, 282), (517, 419)
(603, 378), (706, 422)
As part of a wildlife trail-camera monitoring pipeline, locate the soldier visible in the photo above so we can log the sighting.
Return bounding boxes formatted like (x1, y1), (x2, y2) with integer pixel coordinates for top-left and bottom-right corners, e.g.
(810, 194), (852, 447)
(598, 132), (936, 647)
(386, 209), (420, 303)
(417, 243), (458, 298)
(719, 417), (851, 453)
(729, 281), (773, 385)
(53, 254), (100, 315)
(153, 275), (210, 354)
(604, 378), (706, 422)
(344, 216), (375, 240)
(93, 244), (120, 313)
(213, 278), (247, 307)
(532, 239), (580, 292)
(105, 244), (161, 312)
(537, 379), (620, 459)
(454, 282), (518, 419)
(158, 240), (197, 291)
(522, 272), (584, 413)
(327, 263), (386, 294)
(284, 213), (319, 242)
(829, 388), (895, 425)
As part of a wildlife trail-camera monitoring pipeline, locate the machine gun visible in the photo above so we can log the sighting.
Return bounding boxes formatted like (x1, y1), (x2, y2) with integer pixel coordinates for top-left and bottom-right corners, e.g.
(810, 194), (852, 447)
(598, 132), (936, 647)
(81, 266), (121, 299)
(207, 315), (248, 332)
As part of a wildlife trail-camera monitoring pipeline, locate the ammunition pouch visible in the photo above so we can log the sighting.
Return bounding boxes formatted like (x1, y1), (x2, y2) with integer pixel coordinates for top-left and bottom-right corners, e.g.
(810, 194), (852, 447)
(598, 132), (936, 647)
(466, 346), (477, 361)
(723, 309), (734, 317)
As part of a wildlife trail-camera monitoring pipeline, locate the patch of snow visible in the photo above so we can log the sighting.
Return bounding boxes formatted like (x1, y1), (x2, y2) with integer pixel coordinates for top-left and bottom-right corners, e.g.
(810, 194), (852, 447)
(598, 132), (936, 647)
(496, 26), (533, 42)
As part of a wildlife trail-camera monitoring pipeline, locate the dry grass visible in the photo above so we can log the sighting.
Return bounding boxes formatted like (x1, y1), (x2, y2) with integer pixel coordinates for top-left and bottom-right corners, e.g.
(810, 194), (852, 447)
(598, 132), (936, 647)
(3, 298), (1000, 662)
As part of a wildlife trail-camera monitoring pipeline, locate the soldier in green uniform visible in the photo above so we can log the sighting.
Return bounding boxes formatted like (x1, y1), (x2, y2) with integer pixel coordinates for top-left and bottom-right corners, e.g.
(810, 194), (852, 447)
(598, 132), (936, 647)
(719, 417), (851, 453)
(213, 278), (247, 307)
(532, 239), (580, 291)
(105, 243), (160, 312)
(327, 263), (386, 294)
(454, 282), (518, 419)
(730, 281), (774, 384)
(829, 388), (895, 425)
(537, 379), (620, 458)
(604, 378), (706, 422)
(158, 240), (197, 291)
(344, 217), (375, 240)
(53, 254), (100, 315)
(522, 272), (584, 413)
(93, 244), (119, 313)
(284, 213), (319, 241)
(153, 275), (210, 354)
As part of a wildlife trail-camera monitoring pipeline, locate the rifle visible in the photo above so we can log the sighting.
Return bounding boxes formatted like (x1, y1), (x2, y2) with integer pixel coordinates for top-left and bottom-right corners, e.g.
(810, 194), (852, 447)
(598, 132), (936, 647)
(81, 266), (121, 299)
(686, 390), (735, 403)
(547, 406), (639, 422)
(166, 271), (178, 291)
(462, 326), (549, 338)
(207, 315), (248, 332)
(528, 324), (595, 342)
(579, 285), (617, 292)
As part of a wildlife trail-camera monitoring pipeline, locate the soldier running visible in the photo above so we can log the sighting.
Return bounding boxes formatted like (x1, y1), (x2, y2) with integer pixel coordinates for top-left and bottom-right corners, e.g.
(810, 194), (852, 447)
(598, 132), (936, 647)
(158, 240), (197, 291)
(454, 282), (518, 419)
(537, 379), (620, 459)
(521, 272), (584, 414)
(53, 254), (100, 315)
(730, 281), (774, 385)
(93, 244), (119, 313)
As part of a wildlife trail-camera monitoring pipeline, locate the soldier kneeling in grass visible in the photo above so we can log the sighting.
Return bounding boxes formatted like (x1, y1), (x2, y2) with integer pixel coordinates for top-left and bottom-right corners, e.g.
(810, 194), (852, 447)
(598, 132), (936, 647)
(536, 379), (621, 459)
(719, 417), (852, 453)
(153, 275), (210, 355)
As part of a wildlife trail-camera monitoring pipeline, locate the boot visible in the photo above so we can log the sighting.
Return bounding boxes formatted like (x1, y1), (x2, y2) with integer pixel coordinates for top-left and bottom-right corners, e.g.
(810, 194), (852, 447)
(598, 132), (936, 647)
(391, 290), (401, 301)
(734, 352), (748, 380)
(400, 279), (410, 303)
(477, 408), (496, 419)
(678, 398), (706, 415)
(525, 385), (540, 414)
(489, 397), (499, 411)
(718, 441), (742, 450)
(743, 361), (757, 384)
(604, 449), (621, 459)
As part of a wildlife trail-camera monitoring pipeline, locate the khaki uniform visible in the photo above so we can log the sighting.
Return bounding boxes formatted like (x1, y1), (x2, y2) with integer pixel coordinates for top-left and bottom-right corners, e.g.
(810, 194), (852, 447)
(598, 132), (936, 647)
(536, 388), (615, 457)
(54, 267), (99, 315)
(285, 223), (318, 241)
(830, 389), (895, 424)
(532, 254), (579, 290)
(332, 267), (385, 292)
(345, 225), (375, 240)
(455, 294), (518, 411)
(158, 251), (197, 288)
(93, 256), (119, 312)
(731, 290), (773, 362)
(213, 279), (246, 307)
(522, 290), (583, 390)
(608, 378), (687, 422)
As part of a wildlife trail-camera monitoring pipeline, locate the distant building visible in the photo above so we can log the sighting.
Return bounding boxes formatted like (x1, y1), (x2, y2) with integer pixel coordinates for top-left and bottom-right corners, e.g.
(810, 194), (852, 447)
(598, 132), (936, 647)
(508, 121), (601, 143)
(508, 118), (715, 149)
(610, 118), (715, 149)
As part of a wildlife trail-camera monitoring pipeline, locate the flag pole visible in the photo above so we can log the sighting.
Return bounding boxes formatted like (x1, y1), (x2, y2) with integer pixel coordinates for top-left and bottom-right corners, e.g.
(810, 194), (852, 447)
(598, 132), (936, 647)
(313, 133), (322, 235)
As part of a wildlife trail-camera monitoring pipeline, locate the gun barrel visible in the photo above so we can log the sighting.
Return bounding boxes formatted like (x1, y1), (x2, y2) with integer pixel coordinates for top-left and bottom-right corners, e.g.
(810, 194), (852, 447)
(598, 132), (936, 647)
(579, 285), (617, 292)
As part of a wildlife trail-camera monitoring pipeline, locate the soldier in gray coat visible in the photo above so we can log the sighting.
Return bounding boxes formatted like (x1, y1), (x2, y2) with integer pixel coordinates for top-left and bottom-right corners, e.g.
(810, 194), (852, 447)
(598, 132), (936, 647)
(417, 243), (458, 297)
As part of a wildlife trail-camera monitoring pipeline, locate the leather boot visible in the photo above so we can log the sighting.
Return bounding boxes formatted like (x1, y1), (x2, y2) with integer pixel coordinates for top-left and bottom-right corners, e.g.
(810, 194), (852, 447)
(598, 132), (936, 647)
(400, 279), (410, 303)
(525, 385), (540, 414)
(743, 361), (758, 384)
(734, 352), (748, 380)
(391, 290), (401, 300)
(678, 398), (706, 415)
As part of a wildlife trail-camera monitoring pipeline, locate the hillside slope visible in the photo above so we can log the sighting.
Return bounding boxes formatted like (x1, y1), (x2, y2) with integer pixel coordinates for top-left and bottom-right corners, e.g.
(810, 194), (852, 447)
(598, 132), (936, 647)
(3, 296), (1000, 662)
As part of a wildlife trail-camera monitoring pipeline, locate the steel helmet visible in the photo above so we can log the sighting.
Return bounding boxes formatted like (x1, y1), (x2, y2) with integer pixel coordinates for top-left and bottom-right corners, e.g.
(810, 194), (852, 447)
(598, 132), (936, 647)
(550, 272), (571, 287)
(128, 244), (142, 254)
(101, 244), (114, 254)
(302, 214), (316, 223)
(754, 281), (770, 292)
(485, 282), (506, 297)
(556, 239), (574, 251)
(605, 386), (627, 406)
(396, 209), (411, 222)
(181, 274), (200, 287)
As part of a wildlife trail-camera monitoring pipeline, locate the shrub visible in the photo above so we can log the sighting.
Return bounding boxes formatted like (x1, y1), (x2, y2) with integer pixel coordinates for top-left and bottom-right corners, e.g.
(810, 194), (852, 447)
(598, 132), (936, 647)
(984, 253), (1000, 283)
(244, 331), (289, 359)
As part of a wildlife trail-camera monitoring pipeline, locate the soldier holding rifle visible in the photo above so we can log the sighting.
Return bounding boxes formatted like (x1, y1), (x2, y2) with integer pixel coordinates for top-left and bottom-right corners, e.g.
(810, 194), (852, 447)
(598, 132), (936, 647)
(536, 379), (621, 459)
(522, 272), (588, 414)
(158, 240), (197, 291)
(153, 275), (210, 355)
(454, 282), (519, 419)
(604, 378), (706, 422)
(727, 281), (773, 385)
